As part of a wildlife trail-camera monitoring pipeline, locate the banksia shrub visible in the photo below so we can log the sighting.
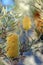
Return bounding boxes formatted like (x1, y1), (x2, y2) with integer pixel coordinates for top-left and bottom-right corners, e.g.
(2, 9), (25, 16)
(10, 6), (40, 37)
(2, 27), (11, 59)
(6, 33), (19, 58)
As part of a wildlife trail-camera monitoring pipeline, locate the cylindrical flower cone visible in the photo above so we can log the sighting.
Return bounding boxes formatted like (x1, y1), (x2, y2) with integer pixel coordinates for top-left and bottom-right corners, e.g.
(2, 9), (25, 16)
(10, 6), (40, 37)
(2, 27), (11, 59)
(22, 16), (31, 31)
(6, 33), (20, 58)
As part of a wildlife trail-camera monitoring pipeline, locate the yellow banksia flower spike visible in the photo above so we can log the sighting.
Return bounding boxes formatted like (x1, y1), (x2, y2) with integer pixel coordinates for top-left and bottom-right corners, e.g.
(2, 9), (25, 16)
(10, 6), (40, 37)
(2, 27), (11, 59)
(6, 33), (19, 58)
(22, 16), (31, 31)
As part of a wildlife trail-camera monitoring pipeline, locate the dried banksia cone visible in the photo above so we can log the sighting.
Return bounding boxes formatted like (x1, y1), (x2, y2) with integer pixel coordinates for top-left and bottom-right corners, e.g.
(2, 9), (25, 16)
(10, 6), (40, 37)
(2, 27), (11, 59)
(34, 11), (43, 33)
(6, 33), (19, 58)
(36, 19), (43, 33)
(34, 11), (40, 19)
(22, 16), (31, 31)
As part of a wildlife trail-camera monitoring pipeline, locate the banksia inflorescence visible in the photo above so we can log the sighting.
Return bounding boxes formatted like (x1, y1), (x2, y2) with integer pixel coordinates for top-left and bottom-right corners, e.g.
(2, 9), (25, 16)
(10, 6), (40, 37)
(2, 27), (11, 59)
(6, 33), (19, 58)
(22, 16), (31, 31)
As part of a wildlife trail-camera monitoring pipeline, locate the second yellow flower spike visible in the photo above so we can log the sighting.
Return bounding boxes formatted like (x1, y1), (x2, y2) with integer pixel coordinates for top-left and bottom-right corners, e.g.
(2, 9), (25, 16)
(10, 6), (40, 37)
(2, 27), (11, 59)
(22, 16), (31, 31)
